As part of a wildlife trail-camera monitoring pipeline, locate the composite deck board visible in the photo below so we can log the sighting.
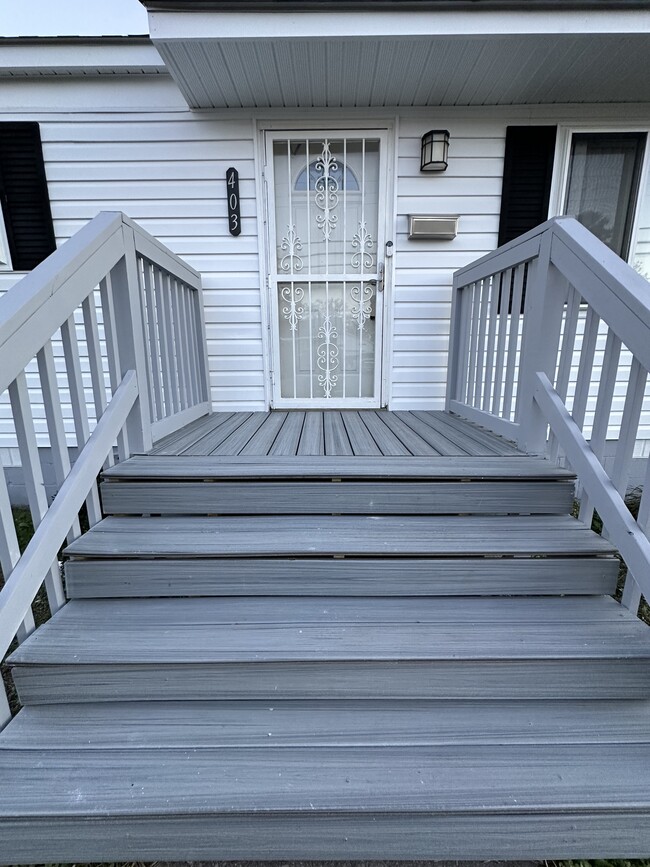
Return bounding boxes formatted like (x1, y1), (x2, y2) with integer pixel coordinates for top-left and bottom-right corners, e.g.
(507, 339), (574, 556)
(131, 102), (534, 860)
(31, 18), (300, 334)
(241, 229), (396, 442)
(340, 411), (383, 455)
(270, 412), (305, 455)
(148, 412), (232, 455)
(373, 411), (441, 456)
(99, 480), (575, 516)
(146, 411), (519, 457)
(102, 455), (569, 481)
(357, 411), (413, 455)
(2, 743), (650, 815)
(411, 411), (511, 457)
(297, 411), (324, 455)
(208, 412), (268, 456)
(6, 699), (650, 749)
(239, 411), (287, 455)
(324, 412), (354, 455)
(10, 597), (650, 666)
(393, 411), (467, 456)
(181, 412), (253, 456)
(63, 556), (620, 599)
(64, 515), (615, 558)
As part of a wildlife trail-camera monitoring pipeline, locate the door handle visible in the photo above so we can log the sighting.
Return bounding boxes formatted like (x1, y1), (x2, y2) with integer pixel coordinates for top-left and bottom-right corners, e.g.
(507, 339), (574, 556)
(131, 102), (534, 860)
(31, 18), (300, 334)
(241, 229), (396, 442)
(368, 262), (385, 292)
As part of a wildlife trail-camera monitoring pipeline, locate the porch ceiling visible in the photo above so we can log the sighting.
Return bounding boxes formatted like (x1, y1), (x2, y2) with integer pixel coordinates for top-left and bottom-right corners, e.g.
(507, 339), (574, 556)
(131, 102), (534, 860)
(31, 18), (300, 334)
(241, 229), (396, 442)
(146, 9), (650, 108)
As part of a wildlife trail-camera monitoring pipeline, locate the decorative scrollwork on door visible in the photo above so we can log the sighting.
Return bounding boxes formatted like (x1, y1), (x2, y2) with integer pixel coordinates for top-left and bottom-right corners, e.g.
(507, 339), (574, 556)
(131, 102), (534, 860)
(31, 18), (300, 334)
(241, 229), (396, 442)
(314, 140), (339, 240)
(280, 284), (305, 331)
(350, 282), (374, 330)
(351, 221), (375, 270)
(279, 225), (304, 272)
(317, 313), (339, 397)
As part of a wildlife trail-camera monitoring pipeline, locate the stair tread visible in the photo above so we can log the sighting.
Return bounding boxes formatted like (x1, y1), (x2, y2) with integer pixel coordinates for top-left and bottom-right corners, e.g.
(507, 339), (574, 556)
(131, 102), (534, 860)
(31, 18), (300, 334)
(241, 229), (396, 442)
(9, 596), (650, 664)
(1, 739), (650, 816)
(65, 514), (615, 558)
(4, 699), (650, 749)
(103, 454), (575, 480)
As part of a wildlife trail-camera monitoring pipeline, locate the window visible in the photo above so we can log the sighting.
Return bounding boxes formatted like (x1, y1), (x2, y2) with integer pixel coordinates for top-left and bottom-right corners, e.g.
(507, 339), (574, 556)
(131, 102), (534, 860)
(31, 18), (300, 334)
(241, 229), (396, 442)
(563, 132), (645, 259)
(0, 122), (56, 271)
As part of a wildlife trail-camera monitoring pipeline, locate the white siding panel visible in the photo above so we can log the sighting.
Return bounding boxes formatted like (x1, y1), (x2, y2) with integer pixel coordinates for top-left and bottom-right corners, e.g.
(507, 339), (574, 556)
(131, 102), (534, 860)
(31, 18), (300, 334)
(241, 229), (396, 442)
(391, 115), (503, 409)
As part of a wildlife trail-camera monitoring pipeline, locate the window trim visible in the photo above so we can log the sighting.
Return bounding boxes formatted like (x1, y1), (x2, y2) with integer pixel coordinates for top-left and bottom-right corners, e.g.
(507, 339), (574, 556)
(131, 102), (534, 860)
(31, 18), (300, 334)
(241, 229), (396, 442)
(548, 123), (650, 269)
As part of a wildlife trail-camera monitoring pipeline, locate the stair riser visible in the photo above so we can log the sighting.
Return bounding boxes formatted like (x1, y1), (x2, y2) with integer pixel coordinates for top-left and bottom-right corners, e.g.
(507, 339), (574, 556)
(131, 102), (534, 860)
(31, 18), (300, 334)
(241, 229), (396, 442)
(2, 811), (650, 863)
(100, 480), (576, 515)
(13, 660), (650, 704)
(64, 557), (619, 598)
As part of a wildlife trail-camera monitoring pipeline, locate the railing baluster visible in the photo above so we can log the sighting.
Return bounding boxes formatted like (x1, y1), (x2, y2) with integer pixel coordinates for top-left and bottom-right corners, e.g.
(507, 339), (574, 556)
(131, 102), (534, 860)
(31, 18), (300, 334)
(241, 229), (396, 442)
(37, 340), (82, 541)
(141, 259), (164, 423)
(8, 371), (66, 612)
(0, 464), (36, 642)
(548, 286), (581, 463)
(171, 278), (189, 410)
(179, 284), (197, 408)
(466, 282), (480, 405)
(611, 357), (647, 498)
(491, 269), (510, 416)
(187, 287), (205, 405)
(61, 316), (103, 528)
(482, 274), (499, 412)
(153, 266), (176, 417)
(502, 263), (525, 421)
(163, 272), (181, 413)
(473, 278), (490, 408)
(99, 274), (129, 461)
(570, 305), (600, 434)
(82, 291), (114, 468)
(578, 328), (622, 525)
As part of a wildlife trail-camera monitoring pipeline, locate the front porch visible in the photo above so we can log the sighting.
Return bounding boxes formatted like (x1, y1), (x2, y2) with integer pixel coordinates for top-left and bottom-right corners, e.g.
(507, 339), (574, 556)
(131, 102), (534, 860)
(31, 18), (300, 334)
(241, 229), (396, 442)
(1, 212), (650, 861)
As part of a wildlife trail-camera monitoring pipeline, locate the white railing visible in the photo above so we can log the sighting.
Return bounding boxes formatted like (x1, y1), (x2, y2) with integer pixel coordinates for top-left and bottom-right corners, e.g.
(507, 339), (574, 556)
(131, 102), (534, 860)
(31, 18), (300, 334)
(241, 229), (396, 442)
(448, 216), (650, 618)
(0, 212), (210, 728)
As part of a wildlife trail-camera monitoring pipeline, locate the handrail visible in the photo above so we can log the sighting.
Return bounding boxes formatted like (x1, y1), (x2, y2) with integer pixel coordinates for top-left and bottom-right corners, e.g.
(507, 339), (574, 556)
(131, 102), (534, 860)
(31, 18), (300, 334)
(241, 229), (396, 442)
(448, 215), (650, 619)
(0, 212), (210, 728)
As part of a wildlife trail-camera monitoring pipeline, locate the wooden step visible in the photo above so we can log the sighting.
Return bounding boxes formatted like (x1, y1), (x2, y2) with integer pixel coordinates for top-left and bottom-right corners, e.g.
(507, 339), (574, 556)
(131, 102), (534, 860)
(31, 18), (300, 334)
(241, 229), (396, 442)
(9, 596), (650, 703)
(64, 514), (615, 559)
(64, 555), (619, 598)
(99, 478), (575, 515)
(103, 454), (574, 480)
(1, 700), (649, 861)
(6, 698), (650, 748)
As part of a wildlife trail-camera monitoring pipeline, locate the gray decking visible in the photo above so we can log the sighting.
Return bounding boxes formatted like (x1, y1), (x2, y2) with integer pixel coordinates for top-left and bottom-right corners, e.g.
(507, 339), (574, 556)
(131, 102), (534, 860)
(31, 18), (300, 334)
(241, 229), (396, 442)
(3, 409), (650, 862)
(149, 409), (521, 456)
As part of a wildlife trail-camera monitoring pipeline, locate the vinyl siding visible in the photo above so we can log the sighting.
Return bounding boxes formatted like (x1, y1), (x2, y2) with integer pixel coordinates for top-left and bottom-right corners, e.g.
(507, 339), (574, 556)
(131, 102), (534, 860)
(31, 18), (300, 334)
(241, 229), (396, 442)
(0, 75), (649, 452)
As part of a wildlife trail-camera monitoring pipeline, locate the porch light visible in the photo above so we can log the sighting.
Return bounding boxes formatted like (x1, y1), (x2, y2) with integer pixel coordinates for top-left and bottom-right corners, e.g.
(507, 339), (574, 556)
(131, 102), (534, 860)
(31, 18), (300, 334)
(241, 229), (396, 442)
(420, 130), (450, 172)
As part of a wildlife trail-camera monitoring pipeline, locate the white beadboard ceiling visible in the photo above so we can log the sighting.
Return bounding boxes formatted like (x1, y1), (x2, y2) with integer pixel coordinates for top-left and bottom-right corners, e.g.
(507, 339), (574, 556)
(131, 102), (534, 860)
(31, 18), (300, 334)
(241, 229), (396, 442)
(146, 4), (650, 109)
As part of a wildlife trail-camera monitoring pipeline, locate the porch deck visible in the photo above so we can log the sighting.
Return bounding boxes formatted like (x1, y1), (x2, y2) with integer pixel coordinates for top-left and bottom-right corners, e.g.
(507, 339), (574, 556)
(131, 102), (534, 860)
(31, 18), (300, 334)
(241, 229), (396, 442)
(149, 408), (521, 457)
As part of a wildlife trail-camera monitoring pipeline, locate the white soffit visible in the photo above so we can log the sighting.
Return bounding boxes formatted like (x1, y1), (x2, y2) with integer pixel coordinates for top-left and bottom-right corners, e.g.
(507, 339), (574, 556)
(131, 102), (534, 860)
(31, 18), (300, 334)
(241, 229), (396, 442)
(148, 9), (650, 107)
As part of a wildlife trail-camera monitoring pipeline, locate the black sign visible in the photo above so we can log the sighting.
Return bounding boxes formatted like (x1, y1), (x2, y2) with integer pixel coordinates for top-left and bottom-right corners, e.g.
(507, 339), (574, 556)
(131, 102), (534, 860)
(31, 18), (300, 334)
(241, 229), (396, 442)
(226, 167), (241, 236)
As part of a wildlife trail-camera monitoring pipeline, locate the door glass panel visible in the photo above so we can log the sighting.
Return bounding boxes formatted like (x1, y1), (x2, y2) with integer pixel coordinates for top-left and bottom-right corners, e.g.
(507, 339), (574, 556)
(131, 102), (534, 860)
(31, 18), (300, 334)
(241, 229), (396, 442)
(271, 136), (382, 403)
(564, 132), (645, 258)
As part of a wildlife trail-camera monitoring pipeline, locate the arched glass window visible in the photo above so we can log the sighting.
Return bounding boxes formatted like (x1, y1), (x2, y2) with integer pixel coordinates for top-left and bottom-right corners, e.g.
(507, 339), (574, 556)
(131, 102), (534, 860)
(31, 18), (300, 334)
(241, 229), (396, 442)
(295, 160), (359, 191)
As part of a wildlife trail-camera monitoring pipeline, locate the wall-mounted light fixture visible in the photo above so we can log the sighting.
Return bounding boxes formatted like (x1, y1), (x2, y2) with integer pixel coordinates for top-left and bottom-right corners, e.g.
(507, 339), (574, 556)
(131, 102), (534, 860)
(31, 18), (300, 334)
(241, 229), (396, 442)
(420, 129), (450, 172)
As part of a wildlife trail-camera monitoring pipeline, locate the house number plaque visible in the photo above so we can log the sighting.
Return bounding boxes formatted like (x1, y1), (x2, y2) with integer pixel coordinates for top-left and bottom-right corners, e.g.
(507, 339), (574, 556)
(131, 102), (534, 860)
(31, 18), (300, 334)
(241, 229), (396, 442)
(226, 167), (241, 236)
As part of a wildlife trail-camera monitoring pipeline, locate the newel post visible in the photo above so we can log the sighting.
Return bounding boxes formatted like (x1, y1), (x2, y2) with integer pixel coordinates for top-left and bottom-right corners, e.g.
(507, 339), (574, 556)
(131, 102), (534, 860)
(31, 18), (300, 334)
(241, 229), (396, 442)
(516, 229), (568, 454)
(109, 221), (153, 455)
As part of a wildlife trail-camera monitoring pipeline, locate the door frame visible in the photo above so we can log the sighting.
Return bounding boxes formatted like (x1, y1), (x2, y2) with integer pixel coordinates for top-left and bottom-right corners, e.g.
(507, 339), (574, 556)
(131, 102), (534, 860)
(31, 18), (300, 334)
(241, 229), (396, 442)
(256, 118), (396, 409)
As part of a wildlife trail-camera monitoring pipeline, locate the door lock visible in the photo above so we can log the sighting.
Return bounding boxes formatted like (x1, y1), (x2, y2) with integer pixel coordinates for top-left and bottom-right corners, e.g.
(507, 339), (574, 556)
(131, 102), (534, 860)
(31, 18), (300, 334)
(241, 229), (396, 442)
(368, 262), (385, 292)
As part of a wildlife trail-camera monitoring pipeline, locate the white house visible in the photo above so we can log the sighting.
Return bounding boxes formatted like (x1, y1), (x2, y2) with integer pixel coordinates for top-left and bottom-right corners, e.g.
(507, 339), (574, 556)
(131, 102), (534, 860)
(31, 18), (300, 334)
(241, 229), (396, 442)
(1, 0), (649, 451)
(2, 4), (650, 860)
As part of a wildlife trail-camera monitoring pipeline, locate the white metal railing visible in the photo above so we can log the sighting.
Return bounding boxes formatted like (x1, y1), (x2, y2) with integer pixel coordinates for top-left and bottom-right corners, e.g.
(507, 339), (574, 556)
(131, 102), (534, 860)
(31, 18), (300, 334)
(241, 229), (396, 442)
(0, 212), (210, 728)
(448, 216), (650, 618)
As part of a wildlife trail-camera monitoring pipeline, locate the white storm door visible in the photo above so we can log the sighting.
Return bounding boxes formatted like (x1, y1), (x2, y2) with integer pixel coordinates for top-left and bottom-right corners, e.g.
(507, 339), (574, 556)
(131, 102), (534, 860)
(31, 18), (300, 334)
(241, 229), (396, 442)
(265, 132), (388, 407)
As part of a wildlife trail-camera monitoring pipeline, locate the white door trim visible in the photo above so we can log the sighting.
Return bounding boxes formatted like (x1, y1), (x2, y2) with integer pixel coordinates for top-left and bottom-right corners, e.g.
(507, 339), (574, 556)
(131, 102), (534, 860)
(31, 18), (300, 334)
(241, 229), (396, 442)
(259, 123), (396, 409)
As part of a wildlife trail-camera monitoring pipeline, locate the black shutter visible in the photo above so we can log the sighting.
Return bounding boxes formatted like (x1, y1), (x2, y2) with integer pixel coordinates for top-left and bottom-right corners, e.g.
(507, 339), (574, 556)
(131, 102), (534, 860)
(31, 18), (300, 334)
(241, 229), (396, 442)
(0, 122), (56, 270)
(498, 125), (557, 247)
